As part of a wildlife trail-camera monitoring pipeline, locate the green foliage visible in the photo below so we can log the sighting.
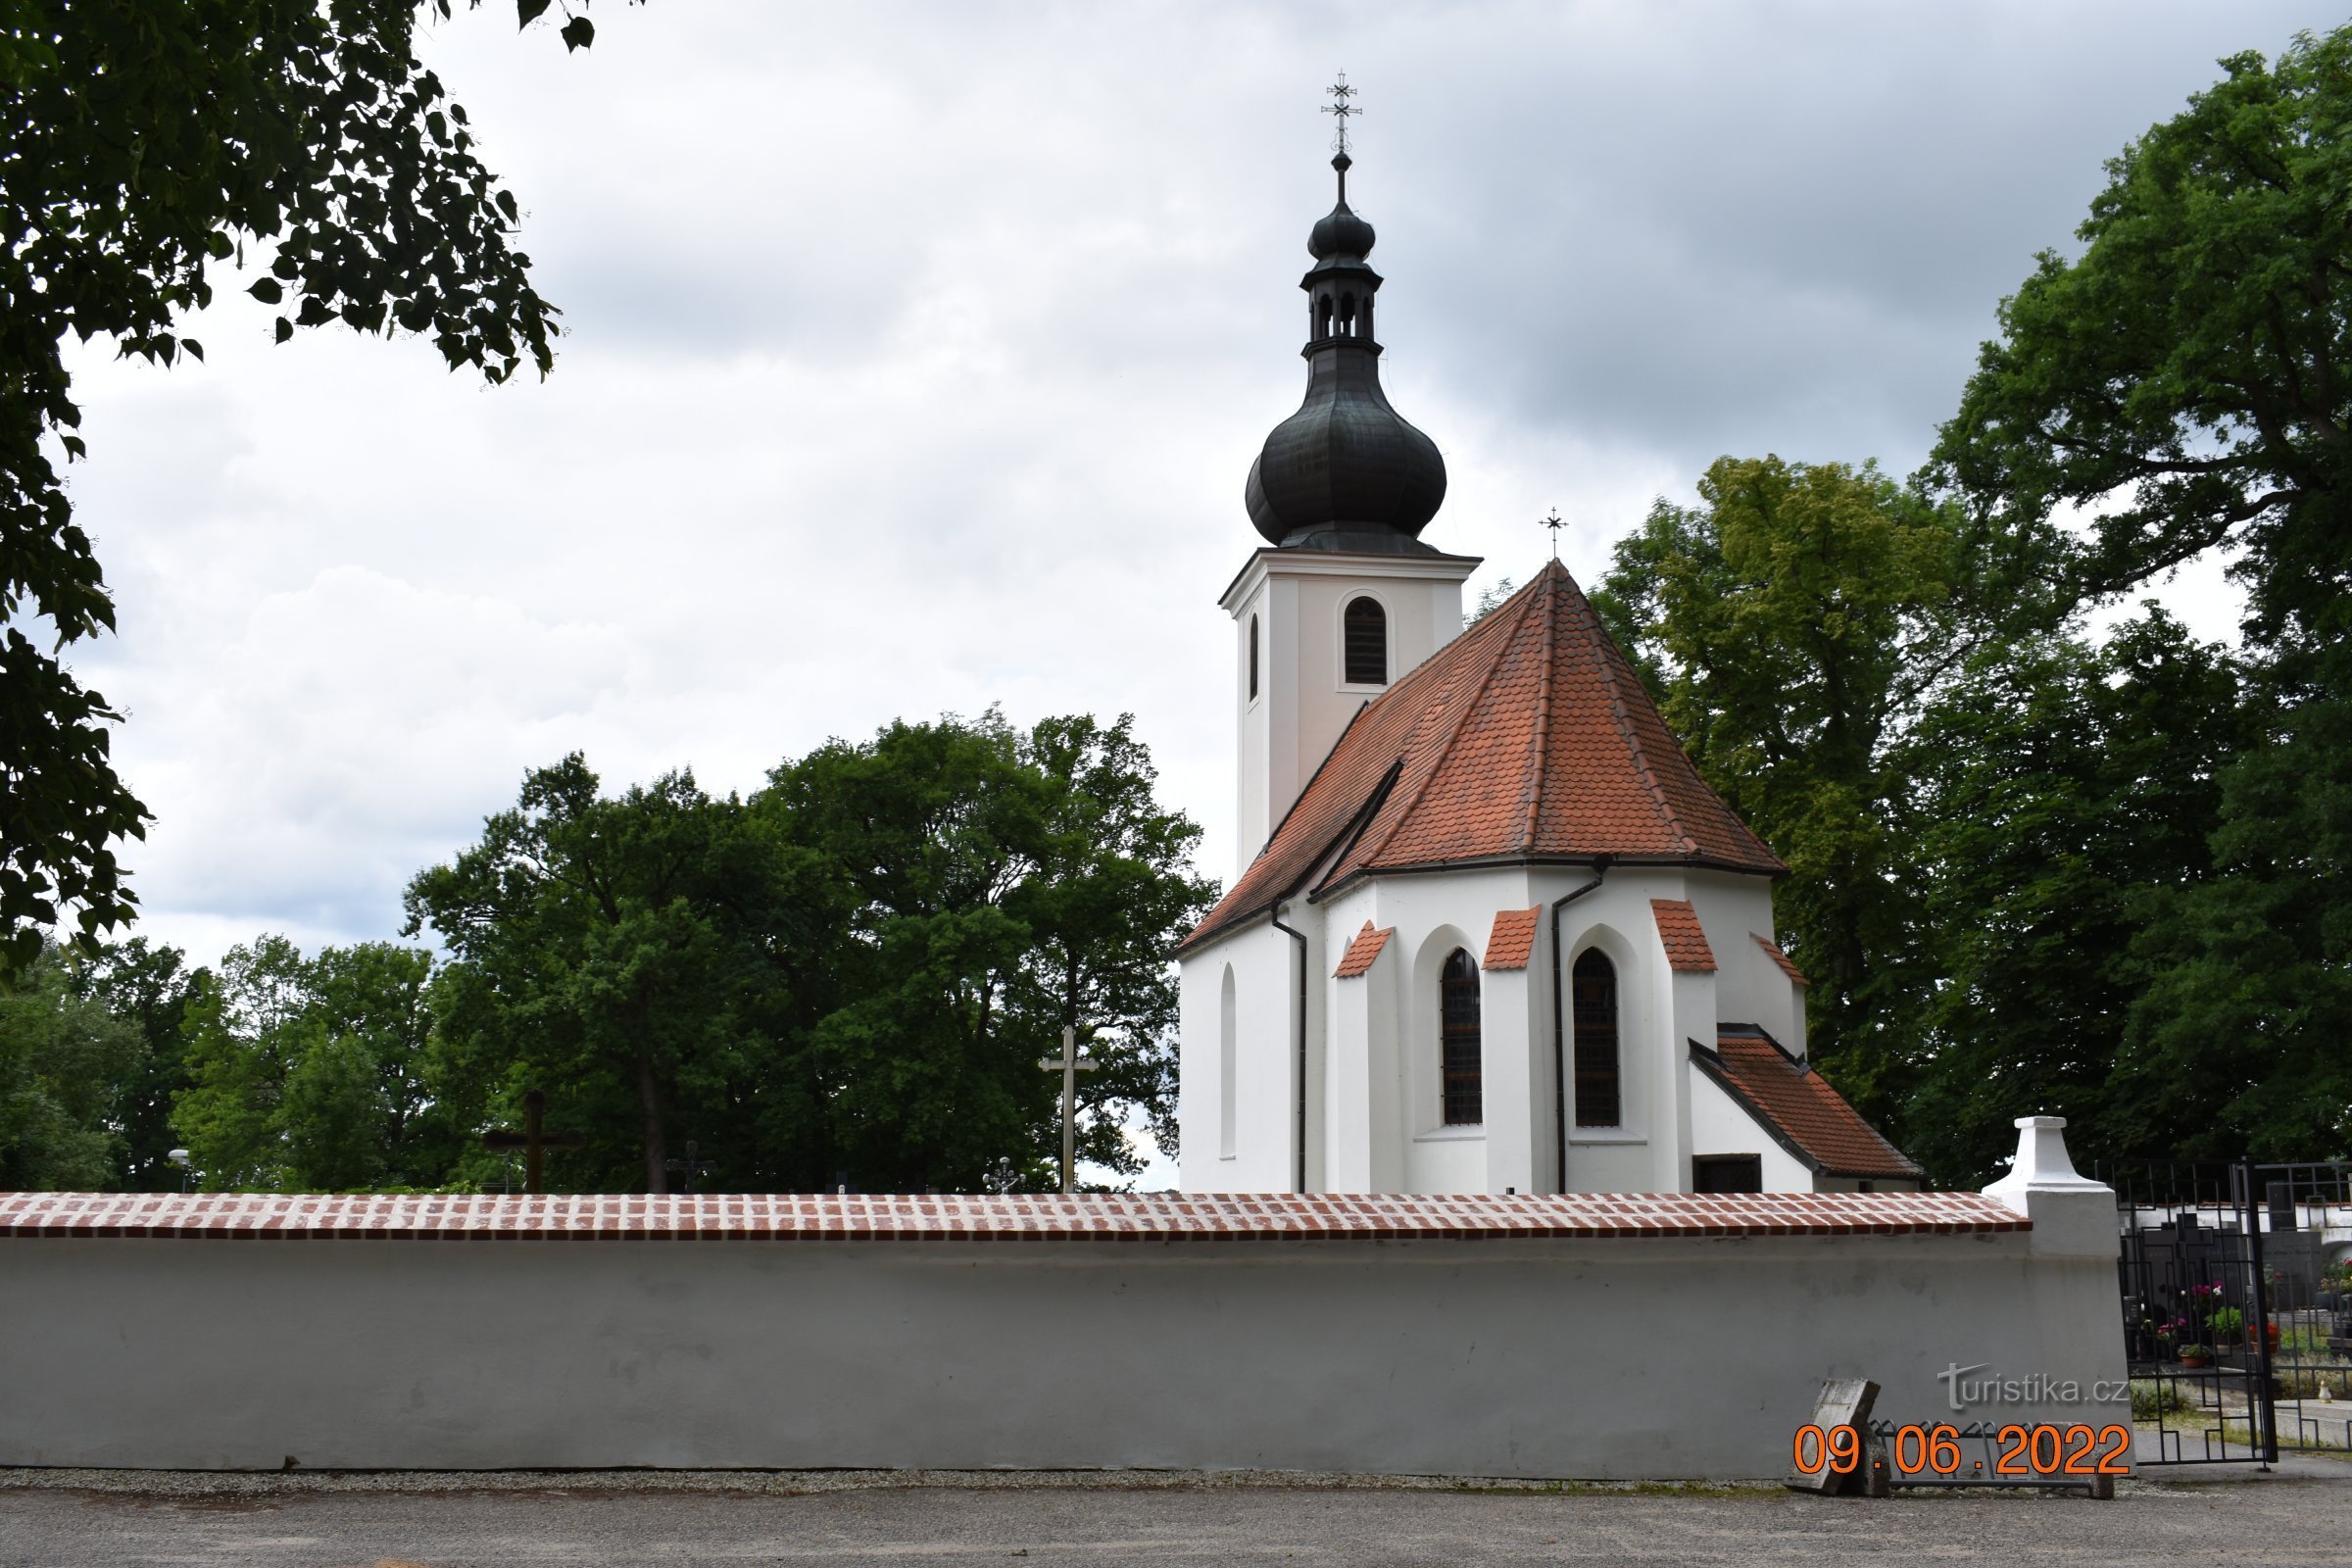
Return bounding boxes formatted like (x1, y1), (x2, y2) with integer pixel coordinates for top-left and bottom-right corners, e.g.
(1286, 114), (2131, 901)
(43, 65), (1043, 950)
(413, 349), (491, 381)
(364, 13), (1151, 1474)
(405, 756), (775, 1193)
(2114, 662), (2352, 1160)
(0, 942), (143, 1186)
(2130, 1379), (2188, 1420)
(172, 936), (451, 1190)
(1934, 24), (2352, 654)
(759, 711), (1214, 1192)
(408, 713), (1213, 1194)
(69, 938), (205, 1188)
(1931, 24), (2352, 1167)
(1594, 455), (1961, 1121)
(0, 2), (617, 985)
(1899, 612), (2252, 1182)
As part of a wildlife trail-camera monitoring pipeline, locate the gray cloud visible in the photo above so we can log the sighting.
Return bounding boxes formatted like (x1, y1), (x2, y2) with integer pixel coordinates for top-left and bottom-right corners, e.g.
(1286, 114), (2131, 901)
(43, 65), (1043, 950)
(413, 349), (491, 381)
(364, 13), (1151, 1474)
(60, 0), (2308, 983)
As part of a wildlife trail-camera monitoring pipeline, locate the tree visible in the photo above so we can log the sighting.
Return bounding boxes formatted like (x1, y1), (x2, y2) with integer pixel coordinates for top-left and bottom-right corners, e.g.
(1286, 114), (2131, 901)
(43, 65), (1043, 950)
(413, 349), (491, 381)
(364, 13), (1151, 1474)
(0, 1), (614, 985)
(0, 941), (143, 1186)
(760, 711), (1213, 1192)
(1897, 612), (2250, 1183)
(1593, 455), (1960, 1121)
(406, 756), (773, 1193)
(2112, 684), (2352, 1162)
(1933, 24), (2352, 655)
(173, 935), (448, 1190)
(1933, 24), (2352, 1162)
(71, 937), (204, 1188)
(1002, 714), (1218, 1169)
(410, 715), (1213, 1194)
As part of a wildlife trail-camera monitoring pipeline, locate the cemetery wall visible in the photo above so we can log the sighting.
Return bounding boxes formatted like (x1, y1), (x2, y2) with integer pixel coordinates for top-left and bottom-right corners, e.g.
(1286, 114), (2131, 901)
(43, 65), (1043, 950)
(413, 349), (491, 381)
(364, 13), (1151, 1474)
(0, 1186), (2123, 1479)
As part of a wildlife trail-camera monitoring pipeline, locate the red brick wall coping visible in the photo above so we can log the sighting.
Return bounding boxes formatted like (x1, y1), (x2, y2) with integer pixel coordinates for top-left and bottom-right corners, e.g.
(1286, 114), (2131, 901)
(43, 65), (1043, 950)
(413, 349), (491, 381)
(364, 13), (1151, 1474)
(0, 1191), (2027, 1243)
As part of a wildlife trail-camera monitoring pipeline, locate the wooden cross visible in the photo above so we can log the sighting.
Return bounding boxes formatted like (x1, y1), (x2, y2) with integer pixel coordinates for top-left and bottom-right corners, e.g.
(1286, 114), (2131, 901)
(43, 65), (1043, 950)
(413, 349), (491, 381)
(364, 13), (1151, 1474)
(1037, 1025), (1101, 1196)
(480, 1090), (586, 1196)
(664, 1140), (715, 1193)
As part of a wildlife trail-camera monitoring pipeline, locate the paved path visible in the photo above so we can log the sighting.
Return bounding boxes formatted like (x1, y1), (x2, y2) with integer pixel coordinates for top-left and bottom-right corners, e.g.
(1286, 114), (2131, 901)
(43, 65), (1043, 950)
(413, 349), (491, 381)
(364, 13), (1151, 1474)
(0, 1465), (2344, 1566)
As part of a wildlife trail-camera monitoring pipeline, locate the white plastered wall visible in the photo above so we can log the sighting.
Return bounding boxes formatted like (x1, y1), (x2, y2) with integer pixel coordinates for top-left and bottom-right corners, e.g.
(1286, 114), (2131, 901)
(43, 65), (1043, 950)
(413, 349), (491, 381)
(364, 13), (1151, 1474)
(1185, 858), (1803, 1197)
(1680, 869), (1804, 1054)
(1220, 549), (1477, 871)
(1180, 917), (1309, 1193)
(0, 1200), (2128, 1478)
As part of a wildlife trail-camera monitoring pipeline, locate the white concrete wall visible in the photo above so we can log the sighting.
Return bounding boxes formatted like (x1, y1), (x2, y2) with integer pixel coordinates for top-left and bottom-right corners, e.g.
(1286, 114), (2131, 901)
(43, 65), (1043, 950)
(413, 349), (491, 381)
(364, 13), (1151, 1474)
(0, 1214), (2127, 1478)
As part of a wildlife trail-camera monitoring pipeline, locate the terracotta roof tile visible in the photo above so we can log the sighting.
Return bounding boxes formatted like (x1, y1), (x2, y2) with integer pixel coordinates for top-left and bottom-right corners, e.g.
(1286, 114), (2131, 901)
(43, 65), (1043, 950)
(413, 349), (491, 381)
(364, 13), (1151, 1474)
(1483, 906), (1542, 971)
(1651, 899), (1716, 972)
(0, 1189), (2017, 1241)
(1333, 921), (1393, 978)
(1183, 563), (1783, 954)
(1695, 1031), (1922, 1181)
(1753, 933), (1809, 985)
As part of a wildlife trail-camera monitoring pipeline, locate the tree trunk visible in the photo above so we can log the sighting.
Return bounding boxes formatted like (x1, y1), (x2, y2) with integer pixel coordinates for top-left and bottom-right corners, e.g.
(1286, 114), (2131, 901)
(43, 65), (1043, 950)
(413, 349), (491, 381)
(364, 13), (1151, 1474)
(639, 1054), (668, 1194)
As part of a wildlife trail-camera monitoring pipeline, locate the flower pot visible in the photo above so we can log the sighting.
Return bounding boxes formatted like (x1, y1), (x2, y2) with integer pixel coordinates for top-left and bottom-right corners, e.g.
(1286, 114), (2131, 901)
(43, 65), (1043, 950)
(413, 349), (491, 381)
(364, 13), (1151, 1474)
(2180, 1352), (2213, 1369)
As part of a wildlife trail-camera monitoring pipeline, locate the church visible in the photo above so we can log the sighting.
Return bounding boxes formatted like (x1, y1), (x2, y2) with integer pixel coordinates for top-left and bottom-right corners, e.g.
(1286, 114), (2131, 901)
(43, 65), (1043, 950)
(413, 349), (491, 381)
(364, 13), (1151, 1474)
(1175, 145), (1922, 1199)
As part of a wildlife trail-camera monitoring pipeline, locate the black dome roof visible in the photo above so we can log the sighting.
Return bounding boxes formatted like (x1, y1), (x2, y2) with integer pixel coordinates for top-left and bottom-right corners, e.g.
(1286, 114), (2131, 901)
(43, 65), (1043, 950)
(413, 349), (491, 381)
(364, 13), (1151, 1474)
(1246, 353), (1446, 549)
(1308, 155), (1378, 261)
(1244, 153), (1446, 552)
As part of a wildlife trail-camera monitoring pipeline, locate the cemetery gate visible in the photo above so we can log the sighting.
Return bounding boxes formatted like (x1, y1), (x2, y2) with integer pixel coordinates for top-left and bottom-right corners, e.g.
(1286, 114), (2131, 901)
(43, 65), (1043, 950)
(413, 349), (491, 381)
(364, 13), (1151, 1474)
(2106, 1157), (2352, 1469)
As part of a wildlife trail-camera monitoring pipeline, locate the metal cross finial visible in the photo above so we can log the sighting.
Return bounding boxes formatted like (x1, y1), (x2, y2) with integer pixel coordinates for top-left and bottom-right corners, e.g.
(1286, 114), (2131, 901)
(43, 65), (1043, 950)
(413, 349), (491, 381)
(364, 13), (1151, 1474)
(1542, 509), (1566, 559)
(1323, 73), (1359, 155)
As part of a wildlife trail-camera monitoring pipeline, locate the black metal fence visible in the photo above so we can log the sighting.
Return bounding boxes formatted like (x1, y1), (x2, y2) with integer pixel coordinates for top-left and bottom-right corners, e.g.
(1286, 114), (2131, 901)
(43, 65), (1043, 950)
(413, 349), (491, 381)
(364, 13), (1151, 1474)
(2104, 1158), (2352, 1468)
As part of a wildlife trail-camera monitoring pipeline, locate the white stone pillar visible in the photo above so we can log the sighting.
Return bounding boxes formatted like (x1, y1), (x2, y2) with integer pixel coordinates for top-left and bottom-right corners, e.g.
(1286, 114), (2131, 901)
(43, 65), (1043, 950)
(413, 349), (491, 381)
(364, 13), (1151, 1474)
(1983, 1115), (2116, 1257)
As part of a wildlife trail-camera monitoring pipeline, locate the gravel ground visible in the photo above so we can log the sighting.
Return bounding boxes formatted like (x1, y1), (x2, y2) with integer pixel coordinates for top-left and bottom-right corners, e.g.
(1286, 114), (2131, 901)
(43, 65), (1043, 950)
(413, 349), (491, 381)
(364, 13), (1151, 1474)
(0, 1461), (2344, 1566)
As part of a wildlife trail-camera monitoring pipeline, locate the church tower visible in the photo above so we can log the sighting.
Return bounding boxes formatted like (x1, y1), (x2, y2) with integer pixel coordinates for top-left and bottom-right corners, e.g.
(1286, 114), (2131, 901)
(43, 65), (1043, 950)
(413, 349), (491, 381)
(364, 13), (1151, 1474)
(1179, 86), (1924, 1200)
(1223, 135), (1481, 873)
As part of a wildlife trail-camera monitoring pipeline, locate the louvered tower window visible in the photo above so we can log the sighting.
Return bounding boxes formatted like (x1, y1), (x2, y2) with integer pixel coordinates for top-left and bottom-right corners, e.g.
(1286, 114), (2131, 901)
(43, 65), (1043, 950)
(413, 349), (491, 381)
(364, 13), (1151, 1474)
(1344, 597), (1387, 685)
(1572, 949), (1621, 1127)
(1248, 614), (1259, 701)
(1441, 948), (1482, 1124)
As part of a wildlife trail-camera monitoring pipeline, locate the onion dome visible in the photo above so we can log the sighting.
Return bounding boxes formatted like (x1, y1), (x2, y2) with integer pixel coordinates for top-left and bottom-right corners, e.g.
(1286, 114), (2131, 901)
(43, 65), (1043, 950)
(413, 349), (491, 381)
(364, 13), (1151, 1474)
(1245, 151), (1447, 554)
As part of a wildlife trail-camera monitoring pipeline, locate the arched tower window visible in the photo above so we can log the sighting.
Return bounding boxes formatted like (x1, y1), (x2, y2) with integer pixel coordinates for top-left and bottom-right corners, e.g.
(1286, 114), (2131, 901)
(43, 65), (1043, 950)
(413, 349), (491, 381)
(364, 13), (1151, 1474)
(1344, 596), (1387, 685)
(1572, 949), (1621, 1127)
(1218, 966), (1238, 1158)
(1441, 948), (1482, 1125)
(1247, 614), (1259, 702)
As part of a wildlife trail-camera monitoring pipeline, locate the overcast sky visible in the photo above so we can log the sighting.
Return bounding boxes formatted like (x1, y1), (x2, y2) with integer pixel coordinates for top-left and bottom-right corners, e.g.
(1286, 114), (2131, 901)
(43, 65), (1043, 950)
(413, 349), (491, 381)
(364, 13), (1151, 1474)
(63, 0), (2328, 984)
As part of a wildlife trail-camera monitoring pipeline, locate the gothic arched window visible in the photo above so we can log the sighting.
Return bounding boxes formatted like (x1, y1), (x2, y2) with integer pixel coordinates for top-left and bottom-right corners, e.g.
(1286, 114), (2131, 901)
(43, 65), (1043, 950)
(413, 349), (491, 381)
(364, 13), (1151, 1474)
(1248, 614), (1259, 702)
(1572, 949), (1621, 1127)
(1344, 597), (1387, 685)
(1441, 948), (1482, 1125)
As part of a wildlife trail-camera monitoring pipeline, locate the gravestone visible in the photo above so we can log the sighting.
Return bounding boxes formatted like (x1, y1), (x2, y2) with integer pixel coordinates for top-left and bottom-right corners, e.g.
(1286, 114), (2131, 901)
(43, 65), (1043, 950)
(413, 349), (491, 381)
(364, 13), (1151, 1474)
(1788, 1377), (1879, 1495)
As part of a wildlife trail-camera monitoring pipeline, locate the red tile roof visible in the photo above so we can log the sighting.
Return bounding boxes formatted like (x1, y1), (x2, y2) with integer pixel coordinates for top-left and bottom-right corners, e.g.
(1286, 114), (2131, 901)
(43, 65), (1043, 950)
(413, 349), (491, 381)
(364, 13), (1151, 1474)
(0, 1190), (2018, 1241)
(1753, 933), (1809, 985)
(1651, 899), (1716, 972)
(1483, 906), (1542, 971)
(1693, 1031), (1922, 1181)
(1333, 921), (1393, 978)
(1183, 562), (1784, 953)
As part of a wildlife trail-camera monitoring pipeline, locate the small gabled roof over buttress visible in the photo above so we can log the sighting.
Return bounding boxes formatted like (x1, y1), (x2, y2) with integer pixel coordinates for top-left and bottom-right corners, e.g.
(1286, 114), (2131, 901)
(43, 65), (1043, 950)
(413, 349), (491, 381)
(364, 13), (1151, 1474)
(1182, 562), (1785, 954)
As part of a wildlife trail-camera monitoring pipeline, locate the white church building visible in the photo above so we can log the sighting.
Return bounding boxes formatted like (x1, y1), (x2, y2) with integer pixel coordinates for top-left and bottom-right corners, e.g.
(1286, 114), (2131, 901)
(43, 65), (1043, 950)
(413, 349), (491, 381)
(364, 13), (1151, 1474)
(1176, 149), (1922, 1199)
